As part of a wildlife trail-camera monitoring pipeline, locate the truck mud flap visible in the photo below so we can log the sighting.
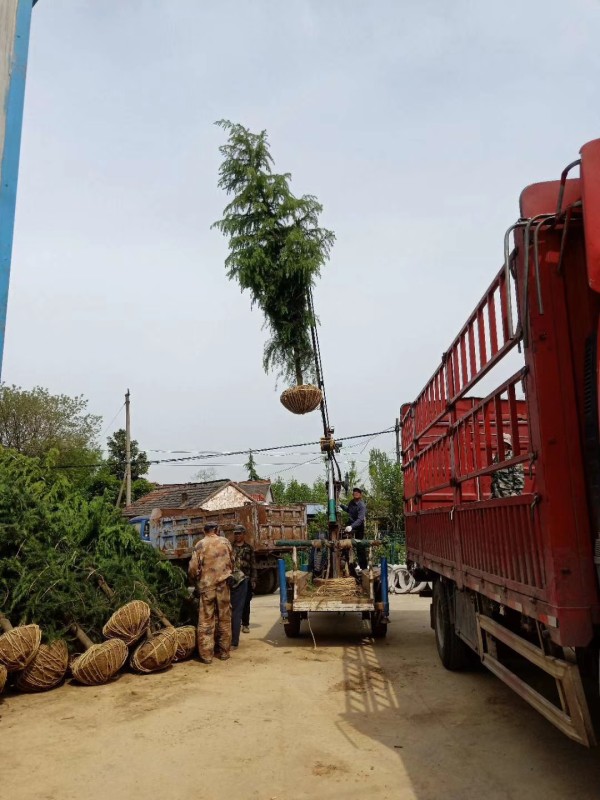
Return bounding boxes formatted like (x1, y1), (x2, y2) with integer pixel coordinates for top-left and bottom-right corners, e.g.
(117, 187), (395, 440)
(476, 613), (596, 747)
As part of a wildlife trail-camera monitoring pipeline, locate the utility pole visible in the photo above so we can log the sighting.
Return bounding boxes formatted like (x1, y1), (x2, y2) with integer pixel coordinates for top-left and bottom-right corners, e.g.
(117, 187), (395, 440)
(395, 416), (401, 466)
(125, 389), (131, 507)
(0, 1), (39, 378)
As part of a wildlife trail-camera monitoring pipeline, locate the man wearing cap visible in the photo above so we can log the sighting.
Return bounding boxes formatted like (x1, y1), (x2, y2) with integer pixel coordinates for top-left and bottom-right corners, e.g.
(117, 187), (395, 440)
(188, 523), (234, 663)
(491, 433), (525, 498)
(340, 487), (368, 569)
(231, 524), (257, 637)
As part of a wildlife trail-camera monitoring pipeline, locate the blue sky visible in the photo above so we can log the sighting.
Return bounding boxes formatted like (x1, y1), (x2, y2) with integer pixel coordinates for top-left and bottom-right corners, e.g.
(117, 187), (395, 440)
(5, 0), (600, 484)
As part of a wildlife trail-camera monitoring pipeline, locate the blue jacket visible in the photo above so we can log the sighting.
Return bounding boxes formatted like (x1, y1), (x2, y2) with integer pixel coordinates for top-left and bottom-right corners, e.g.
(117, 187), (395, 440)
(340, 499), (366, 536)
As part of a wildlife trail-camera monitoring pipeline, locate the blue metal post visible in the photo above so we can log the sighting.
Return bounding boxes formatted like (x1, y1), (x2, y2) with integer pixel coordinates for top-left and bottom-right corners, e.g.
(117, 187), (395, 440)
(0, 0), (37, 377)
(277, 558), (288, 618)
(381, 556), (389, 616)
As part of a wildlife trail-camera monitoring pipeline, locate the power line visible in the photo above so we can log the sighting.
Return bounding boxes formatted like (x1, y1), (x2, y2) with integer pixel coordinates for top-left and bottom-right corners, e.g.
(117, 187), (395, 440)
(54, 426), (395, 469)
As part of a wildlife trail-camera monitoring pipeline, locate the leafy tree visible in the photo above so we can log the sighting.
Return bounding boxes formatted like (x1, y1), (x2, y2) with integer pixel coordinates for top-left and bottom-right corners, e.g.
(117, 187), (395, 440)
(192, 467), (217, 483)
(0, 384), (101, 468)
(213, 120), (335, 385)
(106, 428), (150, 481)
(244, 451), (261, 481)
(0, 448), (190, 641)
(367, 449), (404, 532)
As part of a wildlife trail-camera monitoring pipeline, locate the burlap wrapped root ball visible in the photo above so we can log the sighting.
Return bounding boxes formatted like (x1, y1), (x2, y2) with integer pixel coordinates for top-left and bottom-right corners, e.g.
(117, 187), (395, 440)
(102, 600), (151, 646)
(173, 626), (196, 662)
(15, 640), (69, 693)
(0, 664), (7, 694)
(0, 624), (42, 672)
(280, 384), (323, 415)
(131, 627), (178, 674)
(71, 639), (128, 686)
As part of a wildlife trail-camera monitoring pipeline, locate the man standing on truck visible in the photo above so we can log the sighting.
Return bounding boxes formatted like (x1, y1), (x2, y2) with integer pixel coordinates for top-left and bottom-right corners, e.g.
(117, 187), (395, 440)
(188, 522), (234, 664)
(340, 487), (368, 569)
(491, 433), (525, 499)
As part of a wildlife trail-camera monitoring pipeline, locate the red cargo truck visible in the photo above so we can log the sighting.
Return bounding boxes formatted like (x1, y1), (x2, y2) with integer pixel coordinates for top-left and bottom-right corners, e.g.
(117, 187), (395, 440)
(400, 139), (600, 746)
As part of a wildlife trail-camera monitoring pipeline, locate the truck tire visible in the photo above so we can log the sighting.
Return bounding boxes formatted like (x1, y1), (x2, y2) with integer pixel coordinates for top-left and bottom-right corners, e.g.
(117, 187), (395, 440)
(433, 580), (471, 670)
(284, 612), (301, 638)
(370, 611), (388, 639)
(255, 568), (277, 595)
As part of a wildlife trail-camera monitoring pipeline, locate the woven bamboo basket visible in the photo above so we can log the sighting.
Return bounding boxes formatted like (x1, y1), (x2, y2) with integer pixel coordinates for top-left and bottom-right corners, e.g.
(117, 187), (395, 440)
(173, 626), (196, 662)
(102, 600), (151, 646)
(130, 627), (178, 674)
(0, 624), (42, 672)
(0, 664), (7, 694)
(71, 639), (128, 686)
(15, 640), (69, 693)
(280, 384), (323, 415)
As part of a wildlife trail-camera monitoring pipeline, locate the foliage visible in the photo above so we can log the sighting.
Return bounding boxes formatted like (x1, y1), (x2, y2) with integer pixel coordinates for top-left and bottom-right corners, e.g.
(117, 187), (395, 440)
(192, 467), (217, 483)
(271, 475), (328, 506)
(86, 467), (153, 506)
(106, 428), (150, 481)
(213, 120), (335, 385)
(366, 449), (404, 532)
(0, 384), (101, 489)
(244, 451), (261, 481)
(0, 448), (190, 644)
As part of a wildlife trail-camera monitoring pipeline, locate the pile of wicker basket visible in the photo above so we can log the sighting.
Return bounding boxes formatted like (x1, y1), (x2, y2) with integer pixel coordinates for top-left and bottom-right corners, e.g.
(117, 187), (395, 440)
(0, 601), (198, 697)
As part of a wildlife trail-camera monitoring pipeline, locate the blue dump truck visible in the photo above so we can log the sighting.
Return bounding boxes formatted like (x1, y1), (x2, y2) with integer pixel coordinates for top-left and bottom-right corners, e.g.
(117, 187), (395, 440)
(130, 503), (308, 595)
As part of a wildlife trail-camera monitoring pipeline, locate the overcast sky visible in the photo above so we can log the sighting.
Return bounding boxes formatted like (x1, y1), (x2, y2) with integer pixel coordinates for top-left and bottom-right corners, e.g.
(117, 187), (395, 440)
(5, 0), (600, 486)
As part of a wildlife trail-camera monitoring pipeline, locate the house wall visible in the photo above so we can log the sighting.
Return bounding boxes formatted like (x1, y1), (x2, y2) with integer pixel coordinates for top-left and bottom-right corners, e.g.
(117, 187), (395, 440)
(203, 485), (252, 511)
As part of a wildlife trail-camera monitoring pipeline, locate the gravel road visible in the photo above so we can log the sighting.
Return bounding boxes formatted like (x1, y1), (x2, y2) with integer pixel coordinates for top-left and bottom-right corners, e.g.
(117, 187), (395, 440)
(2, 593), (600, 800)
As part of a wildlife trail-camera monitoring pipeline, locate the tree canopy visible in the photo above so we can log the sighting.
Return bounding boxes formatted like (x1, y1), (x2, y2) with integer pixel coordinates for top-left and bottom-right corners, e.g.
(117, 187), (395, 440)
(106, 428), (150, 481)
(244, 451), (261, 481)
(0, 384), (101, 465)
(0, 448), (190, 642)
(213, 120), (335, 385)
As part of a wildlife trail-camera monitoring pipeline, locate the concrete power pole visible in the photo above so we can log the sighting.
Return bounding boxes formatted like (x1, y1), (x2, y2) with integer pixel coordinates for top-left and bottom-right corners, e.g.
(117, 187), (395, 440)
(0, 1), (39, 379)
(395, 416), (401, 466)
(125, 389), (132, 507)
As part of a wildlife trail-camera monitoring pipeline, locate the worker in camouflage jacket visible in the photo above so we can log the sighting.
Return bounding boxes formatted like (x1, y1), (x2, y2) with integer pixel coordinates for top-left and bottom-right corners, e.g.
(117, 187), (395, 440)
(231, 524), (257, 636)
(491, 433), (525, 498)
(188, 522), (234, 663)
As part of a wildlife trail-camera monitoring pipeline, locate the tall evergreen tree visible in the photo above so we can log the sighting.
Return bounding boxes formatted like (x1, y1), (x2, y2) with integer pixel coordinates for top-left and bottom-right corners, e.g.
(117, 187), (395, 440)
(213, 120), (335, 385)
(244, 451), (261, 481)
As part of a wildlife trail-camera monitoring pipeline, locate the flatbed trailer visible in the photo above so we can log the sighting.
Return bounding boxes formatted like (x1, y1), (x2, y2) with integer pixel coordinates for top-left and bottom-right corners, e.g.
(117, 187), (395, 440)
(277, 541), (390, 639)
(400, 138), (600, 746)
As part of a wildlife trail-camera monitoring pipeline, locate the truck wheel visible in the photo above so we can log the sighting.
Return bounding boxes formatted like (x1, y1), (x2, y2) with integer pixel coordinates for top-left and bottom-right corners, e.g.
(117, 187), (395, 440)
(433, 580), (471, 670)
(370, 611), (388, 639)
(255, 569), (277, 595)
(284, 612), (301, 638)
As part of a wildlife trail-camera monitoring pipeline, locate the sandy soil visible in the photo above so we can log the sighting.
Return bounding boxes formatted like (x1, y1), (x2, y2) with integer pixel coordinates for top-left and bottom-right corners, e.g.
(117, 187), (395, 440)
(2, 594), (600, 800)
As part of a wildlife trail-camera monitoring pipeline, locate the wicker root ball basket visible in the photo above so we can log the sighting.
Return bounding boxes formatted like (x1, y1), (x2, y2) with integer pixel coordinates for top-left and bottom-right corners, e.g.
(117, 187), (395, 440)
(71, 639), (128, 686)
(102, 600), (151, 646)
(131, 628), (178, 674)
(0, 664), (7, 694)
(280, 384), (323, 415)
(15, 640), (69, 693)
(173, 626), (196, 662)
(0, 624), (42, 672)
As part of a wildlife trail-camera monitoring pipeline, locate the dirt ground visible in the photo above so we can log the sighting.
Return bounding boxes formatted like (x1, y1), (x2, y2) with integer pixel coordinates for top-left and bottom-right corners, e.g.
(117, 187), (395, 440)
(3, 594), (600, 800)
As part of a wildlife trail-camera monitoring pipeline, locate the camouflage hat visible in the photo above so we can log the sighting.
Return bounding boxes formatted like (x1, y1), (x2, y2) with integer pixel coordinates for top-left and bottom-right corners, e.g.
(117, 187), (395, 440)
(233, 524), (246, 534)
(204, 522), (218, 533)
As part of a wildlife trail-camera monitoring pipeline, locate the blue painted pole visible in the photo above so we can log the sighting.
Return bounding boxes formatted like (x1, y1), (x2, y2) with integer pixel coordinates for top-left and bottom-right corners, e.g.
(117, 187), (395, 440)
(278, 558), (288, 618)
(0, 0), (36, 378)
(381, 556), (389, 616)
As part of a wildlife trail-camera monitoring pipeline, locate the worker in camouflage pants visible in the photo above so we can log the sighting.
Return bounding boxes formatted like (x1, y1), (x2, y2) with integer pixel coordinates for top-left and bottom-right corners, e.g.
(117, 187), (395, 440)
(491, 433), (525, 498)
(189, 522), (234, 663)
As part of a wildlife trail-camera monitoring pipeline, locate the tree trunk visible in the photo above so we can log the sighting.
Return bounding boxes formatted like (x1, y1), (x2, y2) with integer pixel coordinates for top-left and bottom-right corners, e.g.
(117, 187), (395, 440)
(70, 624), (94, 650)
(294, 350), (304, 386)
(0, 615), (13, 633)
